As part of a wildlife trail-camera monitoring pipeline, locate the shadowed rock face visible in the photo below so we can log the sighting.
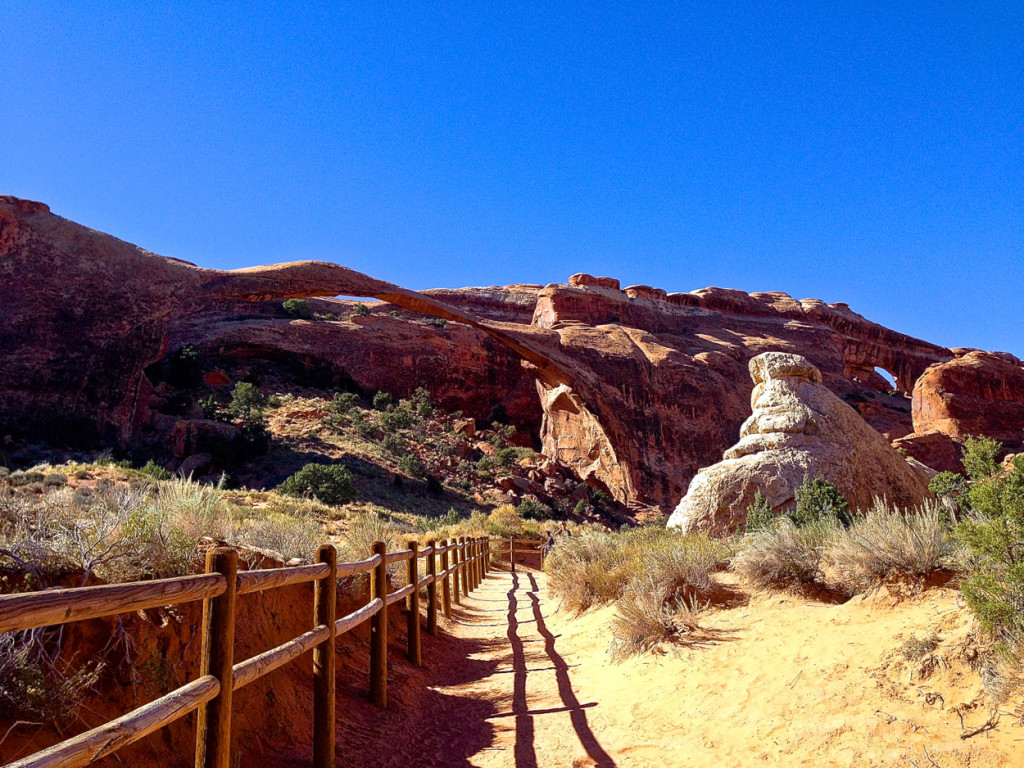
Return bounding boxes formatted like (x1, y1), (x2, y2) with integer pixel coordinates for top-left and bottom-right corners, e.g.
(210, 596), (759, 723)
(666, 353), (932, 534)
(0, 196), (567, 447)
(0, 196), (990, 514)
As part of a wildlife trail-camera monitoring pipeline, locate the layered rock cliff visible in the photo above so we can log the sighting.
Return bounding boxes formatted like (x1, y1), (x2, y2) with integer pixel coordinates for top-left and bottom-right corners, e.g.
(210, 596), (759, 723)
(5, 196), (1020, 515)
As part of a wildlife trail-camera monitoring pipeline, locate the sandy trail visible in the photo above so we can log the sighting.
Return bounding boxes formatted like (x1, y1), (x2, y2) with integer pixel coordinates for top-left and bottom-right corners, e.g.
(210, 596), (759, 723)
(353, 566), (1022, 768)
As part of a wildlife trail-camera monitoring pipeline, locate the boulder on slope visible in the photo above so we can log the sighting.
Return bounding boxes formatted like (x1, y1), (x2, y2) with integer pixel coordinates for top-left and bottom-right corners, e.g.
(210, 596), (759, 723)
(667, 352), (932, 534)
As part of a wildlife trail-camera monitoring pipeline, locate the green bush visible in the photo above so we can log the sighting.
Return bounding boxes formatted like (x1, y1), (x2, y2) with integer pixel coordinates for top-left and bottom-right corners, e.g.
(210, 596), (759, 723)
(410, 387), (434, 418)
(199, 395), (220, 421)
(792, 477), (852, 527)
(398, 454), (426, 478)
(961, 435), (1001, 482)
(278, 464), (358, 506)
(138, 461), (172, 481)
(382, 434), (406, 455)
(372, 391), (394, 411)
(744, 490), (775, 533)
(517, 498), (550, 521)
(379, 404), (417, 432)
(353, 303), (371, 317)
(330, 392), (360, 414)
(282, 298), (312, 319)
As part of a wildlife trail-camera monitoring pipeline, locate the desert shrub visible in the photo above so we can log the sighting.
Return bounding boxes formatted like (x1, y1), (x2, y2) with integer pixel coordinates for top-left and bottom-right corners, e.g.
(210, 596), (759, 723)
(398, 454), (426, 478)
(826, 499), (952, 591)
(951, 444), (1024, 702)
(494, 446), (524, 467)
(351, 411), (378, 440)
(929, 470), (968, 499)
(226, 382), (267, 429)
(410, 387), (434, 418)
(337, 512), (407, 581)
(611, 584), (707, 661)
(199, 395), (220, 420)
(792, 477), (852, 527)
(379, 404), (417, 432)
(0, 478), (234, 584)
(732, 517), (836, 589)
(545, 527), (728, 621)
(382, 434), (406, 455)
(0, 631), (103, 720)
(234, 515), (323, 561)
(744, 490), (775, 533)
(426, 475), (444, 495)
(962, 435), (1001, 481)
(282, 298), (312, 319)
(573, 498), (588, 517)
(517, 498), (550, 521)
(899, 632), (940, 661)
(10, 471), (44, 487)
(353, 302), (371, 317)
(278, 464), (357, 506)
(372, 391), (394, 411)
(485, 504), (525, 537)
(138, 460), (172, 481)
(43, 473), (68, 488)
(330, 391), (360, 414)
(545, 531), (632, 613)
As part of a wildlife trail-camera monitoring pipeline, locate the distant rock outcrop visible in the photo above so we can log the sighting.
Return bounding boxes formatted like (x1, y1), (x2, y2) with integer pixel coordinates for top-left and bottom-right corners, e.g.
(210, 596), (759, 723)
(667, 353), (932, 534)
(912, 350), (1024, 451)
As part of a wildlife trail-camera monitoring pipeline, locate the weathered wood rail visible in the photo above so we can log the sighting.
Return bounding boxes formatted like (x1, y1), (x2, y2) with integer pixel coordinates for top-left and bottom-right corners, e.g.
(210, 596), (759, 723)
(0, 535), (498, 768)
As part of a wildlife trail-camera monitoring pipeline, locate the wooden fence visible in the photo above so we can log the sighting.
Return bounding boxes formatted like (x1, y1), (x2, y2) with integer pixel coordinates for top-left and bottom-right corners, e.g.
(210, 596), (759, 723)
(0, 535), (495, 768)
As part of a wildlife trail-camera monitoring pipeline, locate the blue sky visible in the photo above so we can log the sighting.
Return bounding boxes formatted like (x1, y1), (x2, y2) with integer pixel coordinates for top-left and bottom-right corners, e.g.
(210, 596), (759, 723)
(2, 2), (1021, 356)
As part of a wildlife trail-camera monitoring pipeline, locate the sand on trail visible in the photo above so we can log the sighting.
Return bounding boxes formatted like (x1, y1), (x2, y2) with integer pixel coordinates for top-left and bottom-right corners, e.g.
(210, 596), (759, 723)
(341, 565), (1023, 768)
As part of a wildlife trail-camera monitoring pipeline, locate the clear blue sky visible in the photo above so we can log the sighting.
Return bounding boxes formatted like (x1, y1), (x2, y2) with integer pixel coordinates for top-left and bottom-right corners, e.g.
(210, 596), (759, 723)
(2, 2), (1021, 356)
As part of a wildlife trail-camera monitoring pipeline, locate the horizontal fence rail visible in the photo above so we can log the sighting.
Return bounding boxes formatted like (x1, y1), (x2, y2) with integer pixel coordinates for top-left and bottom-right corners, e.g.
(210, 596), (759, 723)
(0, 535), (512, 768)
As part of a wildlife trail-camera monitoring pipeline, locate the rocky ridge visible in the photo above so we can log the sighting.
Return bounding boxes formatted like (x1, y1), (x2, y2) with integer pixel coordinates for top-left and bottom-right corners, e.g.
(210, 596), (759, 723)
(3, 196), (1022, 514)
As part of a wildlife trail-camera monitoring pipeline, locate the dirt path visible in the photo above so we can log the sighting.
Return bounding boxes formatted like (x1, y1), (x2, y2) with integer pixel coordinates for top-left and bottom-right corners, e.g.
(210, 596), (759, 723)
(346, 566), (1022, 768)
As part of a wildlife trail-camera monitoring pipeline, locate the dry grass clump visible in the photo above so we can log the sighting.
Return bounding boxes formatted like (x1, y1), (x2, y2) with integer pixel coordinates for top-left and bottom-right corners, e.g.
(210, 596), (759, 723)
(545, 527), (730, 657)
(0, 473), (335, 586)
(0, 630), (103, 721)
(826, 499), (952, 591)
(544, 530), (633, 613)
(732, 517), (836, 589)
(609, 538), (726, 659)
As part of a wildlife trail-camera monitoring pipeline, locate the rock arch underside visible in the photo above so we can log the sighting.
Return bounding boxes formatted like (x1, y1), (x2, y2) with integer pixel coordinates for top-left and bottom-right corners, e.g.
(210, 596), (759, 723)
(5, 196), (1023, 513)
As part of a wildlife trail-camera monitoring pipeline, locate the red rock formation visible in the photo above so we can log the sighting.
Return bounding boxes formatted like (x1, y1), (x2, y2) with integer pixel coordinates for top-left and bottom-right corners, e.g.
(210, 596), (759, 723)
(911, 350), (1024, 451)
(527, 276), (950, 509)
(5, 196), (1006, 514)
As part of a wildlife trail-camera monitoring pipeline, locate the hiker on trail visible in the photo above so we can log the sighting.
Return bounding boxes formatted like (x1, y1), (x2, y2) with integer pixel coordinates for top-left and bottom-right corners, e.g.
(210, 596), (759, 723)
(543, 530), (556, 555)
(557, 521), (572, 537)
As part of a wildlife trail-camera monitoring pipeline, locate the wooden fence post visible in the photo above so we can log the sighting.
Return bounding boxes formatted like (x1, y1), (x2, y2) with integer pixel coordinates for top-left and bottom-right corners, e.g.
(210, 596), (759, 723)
(467, 538), (475, 592)
(406, 540), (422, 666)
(510, 536), (516, 572)
(483, 537), (490, 575)
(440, 539), (452, 618)
(459, 537), (470, 596)
(370, 540), (388, 709)
(195, 547), (238, 768)
(474, 538), (482, 587)
(426, 539), (438, 637)
(313, 544), (337, 768)
(451, 538), (461, 605)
